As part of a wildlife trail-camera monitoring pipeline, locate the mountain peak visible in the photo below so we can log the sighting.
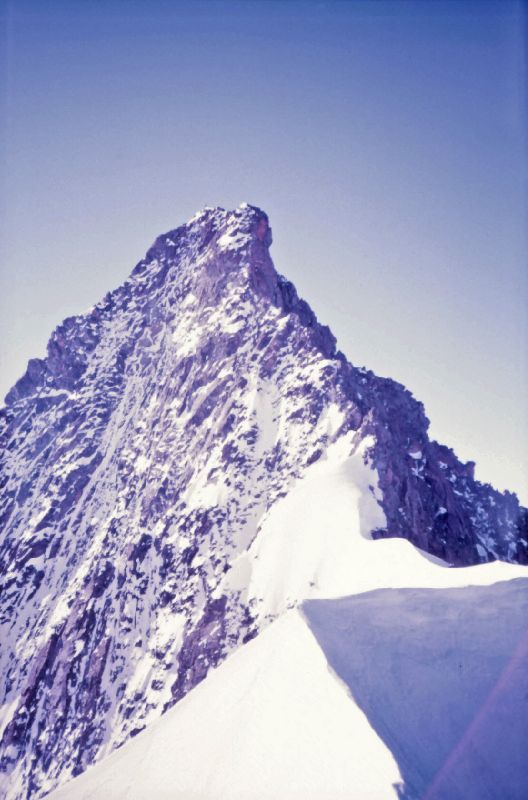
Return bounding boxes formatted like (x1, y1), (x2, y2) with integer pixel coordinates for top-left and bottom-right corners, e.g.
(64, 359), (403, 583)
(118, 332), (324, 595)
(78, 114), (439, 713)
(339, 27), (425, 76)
(163, 203), (272, 252)
(0, 206), (526, 799)
(138, 204), (275, 305)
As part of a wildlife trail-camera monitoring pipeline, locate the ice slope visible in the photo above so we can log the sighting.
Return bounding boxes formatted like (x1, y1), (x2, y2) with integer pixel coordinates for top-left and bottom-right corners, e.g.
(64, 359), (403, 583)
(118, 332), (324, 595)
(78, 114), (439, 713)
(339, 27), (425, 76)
(48, 575), (528, 800)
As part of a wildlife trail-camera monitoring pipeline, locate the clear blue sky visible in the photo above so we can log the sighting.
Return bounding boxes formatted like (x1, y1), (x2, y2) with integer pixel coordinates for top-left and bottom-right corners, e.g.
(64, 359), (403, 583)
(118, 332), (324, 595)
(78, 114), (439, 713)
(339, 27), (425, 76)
(1, 0), (527, 502)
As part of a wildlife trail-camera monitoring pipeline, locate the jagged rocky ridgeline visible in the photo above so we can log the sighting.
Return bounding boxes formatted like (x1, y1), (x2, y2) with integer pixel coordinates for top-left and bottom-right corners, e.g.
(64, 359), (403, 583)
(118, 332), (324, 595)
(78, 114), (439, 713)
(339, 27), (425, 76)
(0, 204), (526, 799)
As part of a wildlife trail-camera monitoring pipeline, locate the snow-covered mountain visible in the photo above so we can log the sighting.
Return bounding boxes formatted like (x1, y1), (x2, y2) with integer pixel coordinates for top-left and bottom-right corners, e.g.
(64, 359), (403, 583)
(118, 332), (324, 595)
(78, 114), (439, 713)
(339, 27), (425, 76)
(1, 203), (526, 799)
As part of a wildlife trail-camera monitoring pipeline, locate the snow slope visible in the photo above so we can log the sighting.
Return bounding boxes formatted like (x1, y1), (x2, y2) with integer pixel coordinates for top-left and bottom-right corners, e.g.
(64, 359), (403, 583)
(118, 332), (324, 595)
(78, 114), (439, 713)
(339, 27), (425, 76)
(48, 575), (528, 800)
(220, 432), (527, 627)
(47, 610), (402, 800)
(304, 579), (528, 800)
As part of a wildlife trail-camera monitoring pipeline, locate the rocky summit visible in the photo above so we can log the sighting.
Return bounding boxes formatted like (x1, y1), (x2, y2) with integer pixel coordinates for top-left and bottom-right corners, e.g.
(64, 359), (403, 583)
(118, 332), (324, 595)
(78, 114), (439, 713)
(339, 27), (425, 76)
(0, 204), (526, 799)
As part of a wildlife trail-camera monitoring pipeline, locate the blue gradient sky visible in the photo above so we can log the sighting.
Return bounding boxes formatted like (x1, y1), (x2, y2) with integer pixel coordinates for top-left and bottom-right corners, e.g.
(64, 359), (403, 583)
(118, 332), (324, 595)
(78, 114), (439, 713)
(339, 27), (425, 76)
(1, 0), (527, 501)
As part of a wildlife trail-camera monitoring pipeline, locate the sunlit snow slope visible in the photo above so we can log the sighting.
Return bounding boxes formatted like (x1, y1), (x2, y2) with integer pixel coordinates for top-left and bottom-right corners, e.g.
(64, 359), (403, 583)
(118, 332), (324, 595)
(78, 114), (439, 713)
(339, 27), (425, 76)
(48, 610), (402, 800)
(1, 204), (527, 799)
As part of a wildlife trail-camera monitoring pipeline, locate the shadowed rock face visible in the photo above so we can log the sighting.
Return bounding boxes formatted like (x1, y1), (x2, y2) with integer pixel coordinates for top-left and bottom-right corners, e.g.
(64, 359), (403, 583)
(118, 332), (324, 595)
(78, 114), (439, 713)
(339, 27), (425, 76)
(0, 204), (526, 799)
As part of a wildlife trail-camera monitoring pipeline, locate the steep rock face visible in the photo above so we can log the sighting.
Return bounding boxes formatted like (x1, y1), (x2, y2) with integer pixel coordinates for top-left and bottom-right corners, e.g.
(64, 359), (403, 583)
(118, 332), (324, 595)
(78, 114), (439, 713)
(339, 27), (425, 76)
(0, 204), (526, 799)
